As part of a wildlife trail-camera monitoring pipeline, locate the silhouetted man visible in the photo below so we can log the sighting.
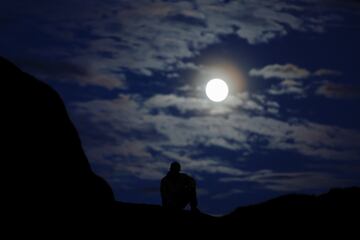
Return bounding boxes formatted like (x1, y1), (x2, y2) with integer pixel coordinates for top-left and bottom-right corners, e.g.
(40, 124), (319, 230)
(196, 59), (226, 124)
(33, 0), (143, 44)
(160, 162), (198, 212)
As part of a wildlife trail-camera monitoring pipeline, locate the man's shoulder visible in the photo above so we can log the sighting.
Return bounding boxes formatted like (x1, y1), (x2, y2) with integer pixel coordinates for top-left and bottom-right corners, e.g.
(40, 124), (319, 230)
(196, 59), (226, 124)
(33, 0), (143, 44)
(179, 173), (195, 181)
(161, 175), (168, 182)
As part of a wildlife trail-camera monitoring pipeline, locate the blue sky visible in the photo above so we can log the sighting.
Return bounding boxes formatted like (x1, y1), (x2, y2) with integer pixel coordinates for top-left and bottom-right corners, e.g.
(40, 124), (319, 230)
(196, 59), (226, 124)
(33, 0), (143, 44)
(1, 0), (360, 214)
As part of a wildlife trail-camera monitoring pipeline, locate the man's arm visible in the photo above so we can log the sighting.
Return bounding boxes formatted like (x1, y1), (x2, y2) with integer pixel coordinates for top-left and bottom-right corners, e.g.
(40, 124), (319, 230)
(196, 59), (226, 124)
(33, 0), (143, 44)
(188, 176), (198, 210)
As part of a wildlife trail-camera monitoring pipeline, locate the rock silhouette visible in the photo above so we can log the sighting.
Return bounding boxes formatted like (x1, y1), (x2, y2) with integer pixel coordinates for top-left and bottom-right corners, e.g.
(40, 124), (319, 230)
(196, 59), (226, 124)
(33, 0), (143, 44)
(2, 56), (114, 216)
(222, 187), (360, 226)
(2, 56), (359, 228)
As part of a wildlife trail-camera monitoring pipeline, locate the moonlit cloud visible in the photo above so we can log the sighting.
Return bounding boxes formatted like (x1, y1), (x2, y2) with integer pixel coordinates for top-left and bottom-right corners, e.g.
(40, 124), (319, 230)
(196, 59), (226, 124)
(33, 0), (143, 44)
(268, 79), (305, 96)
(71, 91), (360, 189)
(0, 0), (344, 88)
(250, 64), (342, 80)
(249, 64), (347, 97)
(144, 92), (264, 115)
(249, 64), (311, 79)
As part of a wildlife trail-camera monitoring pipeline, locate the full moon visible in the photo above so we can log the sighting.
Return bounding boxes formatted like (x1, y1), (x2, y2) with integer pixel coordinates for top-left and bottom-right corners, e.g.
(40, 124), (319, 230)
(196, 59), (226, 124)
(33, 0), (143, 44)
(205, 78), (229, 102)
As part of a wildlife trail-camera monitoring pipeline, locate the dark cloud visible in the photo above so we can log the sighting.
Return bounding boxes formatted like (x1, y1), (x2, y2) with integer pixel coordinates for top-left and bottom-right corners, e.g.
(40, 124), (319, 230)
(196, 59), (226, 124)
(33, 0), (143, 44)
(212, 189), (243, 200)
(314, 69), (342, 77)
(17, 58), (124, 89)
(220, 170), (350, 192)
(316, 81), (360, 99)
(164, 10), (207, 27)
(317, 0), (360, 9)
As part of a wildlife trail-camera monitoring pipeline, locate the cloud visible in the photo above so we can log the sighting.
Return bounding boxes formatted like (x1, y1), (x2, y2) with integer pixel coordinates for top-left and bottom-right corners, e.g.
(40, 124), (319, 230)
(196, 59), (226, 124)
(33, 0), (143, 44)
(268, 79), (305, 96)
(0, 0), (344, 88)
(212, 189), (244, 200)
(316, 0), (360, 9)
(68, 89), (360, 205)
(144, 92), (264, 115)
(16, 58), (125, 89)
(164, 9), (207, 27)
(71, 92), (360, 184)
(85, 1), (335, 77)
(249, 64), (344, 96)
(314, 69), (342, 77)
(220, 170), (349, 192)
(316, 81), (360, 99)
(250, 64), (342, 80)
(249, 64), (311, 79)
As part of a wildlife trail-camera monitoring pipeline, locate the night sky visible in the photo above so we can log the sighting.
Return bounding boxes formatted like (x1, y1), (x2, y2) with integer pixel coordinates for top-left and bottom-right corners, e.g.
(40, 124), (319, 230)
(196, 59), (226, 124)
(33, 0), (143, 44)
(1, 0), (360, 215)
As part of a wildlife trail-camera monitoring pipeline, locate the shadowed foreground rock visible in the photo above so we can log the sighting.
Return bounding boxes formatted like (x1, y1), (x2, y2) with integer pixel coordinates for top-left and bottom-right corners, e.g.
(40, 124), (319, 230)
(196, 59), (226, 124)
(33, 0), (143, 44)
(2, 56), (114, 215)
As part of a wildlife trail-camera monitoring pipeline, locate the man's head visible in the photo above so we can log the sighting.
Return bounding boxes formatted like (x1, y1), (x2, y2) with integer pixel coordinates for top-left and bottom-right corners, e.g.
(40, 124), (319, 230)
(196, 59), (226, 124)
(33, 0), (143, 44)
(169, 161), (181, 173)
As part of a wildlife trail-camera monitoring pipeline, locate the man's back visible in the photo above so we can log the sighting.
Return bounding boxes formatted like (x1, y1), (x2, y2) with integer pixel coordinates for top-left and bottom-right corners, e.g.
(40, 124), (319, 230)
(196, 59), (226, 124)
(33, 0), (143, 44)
(161, 162), (197, 210)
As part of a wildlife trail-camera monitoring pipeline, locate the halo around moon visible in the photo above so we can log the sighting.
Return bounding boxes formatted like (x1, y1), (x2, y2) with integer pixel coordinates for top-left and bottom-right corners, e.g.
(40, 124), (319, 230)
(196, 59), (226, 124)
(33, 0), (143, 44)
(205, 78), (229, 102)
